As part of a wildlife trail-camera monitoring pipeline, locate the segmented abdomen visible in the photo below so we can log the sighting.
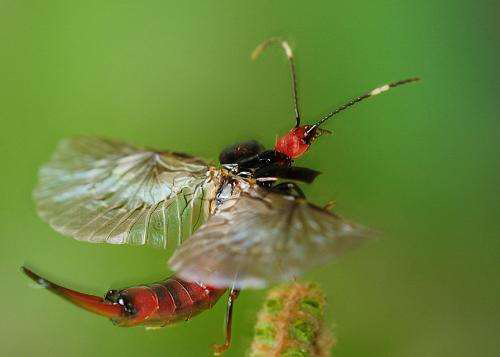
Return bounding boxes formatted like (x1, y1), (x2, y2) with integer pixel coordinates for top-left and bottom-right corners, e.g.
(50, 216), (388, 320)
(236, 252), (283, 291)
(145, 276), (226, 326)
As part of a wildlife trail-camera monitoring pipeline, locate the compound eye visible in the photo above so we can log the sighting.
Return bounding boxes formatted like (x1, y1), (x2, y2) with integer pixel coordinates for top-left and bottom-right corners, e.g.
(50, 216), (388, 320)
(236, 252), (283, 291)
(304, 126), (332, 144)
(104, 289), (119, 302)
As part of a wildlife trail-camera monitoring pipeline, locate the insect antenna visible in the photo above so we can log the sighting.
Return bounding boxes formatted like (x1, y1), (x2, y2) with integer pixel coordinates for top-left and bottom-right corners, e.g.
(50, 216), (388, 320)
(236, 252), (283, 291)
(306, 77), (420, 137)
(252, 38), (301, 127)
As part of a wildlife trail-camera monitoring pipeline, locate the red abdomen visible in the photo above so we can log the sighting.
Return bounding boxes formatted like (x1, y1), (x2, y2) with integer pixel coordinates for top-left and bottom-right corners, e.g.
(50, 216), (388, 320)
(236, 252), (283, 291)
(119, 276), (226, 327)
(21, 267), (226, 329)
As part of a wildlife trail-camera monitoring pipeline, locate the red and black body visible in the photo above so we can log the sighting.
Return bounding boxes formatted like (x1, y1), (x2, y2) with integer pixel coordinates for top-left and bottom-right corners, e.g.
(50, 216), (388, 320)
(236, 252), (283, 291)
(219, 140), (321, 187)
(22, 267), (226, 328)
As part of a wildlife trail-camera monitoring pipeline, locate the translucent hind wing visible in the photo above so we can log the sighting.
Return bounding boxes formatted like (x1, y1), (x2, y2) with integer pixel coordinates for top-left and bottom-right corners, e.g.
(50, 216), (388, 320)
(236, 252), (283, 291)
(34, 137), (217, 248)
(169, 189), (369, 288)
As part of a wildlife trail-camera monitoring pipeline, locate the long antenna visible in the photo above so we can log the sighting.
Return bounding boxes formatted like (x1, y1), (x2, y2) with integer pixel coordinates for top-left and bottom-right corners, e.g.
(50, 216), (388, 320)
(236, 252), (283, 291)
(252, 38), (301, 127)
(306, 77), (420, 136)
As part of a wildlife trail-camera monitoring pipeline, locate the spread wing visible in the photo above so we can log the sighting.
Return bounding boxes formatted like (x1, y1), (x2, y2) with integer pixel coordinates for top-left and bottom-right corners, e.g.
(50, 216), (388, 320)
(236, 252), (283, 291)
(169, 189), (369, 289)
(34, 137), (219, 248)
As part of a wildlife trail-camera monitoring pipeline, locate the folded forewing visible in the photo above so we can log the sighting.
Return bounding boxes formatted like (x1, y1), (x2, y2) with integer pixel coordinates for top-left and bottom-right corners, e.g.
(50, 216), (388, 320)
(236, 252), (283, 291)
(34, 137), (218, 248)
(169, 190), (369, 288)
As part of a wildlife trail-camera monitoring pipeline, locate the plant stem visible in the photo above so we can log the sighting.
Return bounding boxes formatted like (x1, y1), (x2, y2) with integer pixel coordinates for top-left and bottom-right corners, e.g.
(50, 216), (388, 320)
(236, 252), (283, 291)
(250, 282), (334, 356)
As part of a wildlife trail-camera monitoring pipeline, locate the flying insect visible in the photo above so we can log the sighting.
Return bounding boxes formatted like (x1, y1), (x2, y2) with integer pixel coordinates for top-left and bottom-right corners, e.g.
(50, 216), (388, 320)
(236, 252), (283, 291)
(24, 38), (419, 354)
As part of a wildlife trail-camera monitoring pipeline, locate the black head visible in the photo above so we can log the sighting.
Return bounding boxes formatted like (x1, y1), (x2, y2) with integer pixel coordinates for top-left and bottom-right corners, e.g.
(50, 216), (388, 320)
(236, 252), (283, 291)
(104, 289), (136, 316)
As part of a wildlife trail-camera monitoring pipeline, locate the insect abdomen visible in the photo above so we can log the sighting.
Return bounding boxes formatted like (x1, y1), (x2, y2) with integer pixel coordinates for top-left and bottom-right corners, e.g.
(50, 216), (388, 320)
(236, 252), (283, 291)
(143, 276), (226, 326)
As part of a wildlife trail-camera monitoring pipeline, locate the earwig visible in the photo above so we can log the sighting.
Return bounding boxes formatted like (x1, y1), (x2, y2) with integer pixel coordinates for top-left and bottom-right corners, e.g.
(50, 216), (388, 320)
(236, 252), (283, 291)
(22, 267), (238, 354)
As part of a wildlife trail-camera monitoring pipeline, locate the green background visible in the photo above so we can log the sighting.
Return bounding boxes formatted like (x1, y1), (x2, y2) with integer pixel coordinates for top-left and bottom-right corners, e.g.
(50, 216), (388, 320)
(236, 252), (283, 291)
(1, 1), (498, 356)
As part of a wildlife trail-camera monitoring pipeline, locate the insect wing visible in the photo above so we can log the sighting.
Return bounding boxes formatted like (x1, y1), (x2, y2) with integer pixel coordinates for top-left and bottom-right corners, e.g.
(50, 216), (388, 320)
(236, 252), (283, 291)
(169, 190), (369, 289)
(34, 137), (218, 248)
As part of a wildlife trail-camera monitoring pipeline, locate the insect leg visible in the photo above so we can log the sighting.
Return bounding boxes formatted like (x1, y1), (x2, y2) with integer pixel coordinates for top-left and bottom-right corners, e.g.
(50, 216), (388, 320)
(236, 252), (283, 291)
(252, 38), (301, 127)
(213, 288), (240, 356)
(271, 182), (306, 199)
(255, 165), (321, 184)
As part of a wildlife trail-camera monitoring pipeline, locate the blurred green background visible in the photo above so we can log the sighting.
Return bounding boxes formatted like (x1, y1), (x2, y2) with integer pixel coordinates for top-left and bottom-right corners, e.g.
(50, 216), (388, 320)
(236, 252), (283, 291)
(1, 1), (498, 356)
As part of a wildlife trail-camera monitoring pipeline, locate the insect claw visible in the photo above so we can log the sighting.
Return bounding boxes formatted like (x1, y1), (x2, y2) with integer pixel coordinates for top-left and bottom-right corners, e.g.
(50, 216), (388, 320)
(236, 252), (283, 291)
(323, 200), (336, 211)
(213, 342), (230, 356)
